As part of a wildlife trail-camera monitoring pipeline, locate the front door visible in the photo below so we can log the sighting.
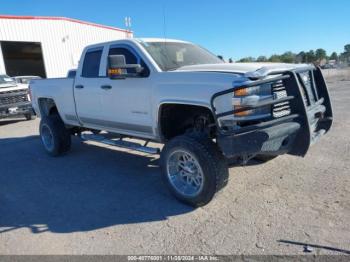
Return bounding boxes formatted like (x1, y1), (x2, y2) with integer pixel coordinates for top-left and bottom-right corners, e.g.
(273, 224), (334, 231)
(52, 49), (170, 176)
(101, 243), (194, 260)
(74, 45), (153, 137)
(99, 45), (153, 135)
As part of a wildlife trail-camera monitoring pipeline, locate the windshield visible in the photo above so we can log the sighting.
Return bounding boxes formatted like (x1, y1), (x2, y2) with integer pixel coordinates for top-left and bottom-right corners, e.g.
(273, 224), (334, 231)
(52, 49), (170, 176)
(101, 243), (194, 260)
(0, 75), (16, 85)
(140, 41), (224, 71)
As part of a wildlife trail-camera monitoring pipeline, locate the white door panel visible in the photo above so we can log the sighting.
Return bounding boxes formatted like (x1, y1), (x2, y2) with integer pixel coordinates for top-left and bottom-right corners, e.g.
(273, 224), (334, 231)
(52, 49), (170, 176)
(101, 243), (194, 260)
(74, 44), (153, 135)
(74, 47), (105, 126)
(102, 77), (152, 132)
(74, 78), (105, 123)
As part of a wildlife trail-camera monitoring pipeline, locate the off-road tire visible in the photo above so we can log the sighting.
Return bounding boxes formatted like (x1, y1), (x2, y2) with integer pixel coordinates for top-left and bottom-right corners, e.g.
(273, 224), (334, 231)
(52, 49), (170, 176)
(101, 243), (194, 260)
(160, 135), (229, 207)
(39, 115), (71, 156)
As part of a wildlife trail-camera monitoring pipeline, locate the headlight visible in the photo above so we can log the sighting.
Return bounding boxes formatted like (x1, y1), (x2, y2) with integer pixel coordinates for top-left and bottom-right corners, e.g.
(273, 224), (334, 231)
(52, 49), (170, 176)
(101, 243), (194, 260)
(232, 84), (272, 118)
(234, 86), (260, 97)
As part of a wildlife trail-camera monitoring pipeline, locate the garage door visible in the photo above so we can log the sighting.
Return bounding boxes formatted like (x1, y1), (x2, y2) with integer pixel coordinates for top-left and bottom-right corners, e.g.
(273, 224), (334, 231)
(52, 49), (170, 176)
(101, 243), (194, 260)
(1, 41), (46, 78)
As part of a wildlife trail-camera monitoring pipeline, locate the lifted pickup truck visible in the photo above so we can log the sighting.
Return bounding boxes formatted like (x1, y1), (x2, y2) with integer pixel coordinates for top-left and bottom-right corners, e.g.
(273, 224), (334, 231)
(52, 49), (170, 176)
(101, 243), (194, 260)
(0, 74), (36, 120)
(30, 38), (333, 207)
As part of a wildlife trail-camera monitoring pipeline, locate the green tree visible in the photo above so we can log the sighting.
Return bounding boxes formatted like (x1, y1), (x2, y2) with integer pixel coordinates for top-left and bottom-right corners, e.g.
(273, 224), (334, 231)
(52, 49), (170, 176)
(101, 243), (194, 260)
(315, 48), (327, 62)
(305, 50), (316, 63)
(256, 56), (268, 62)
(342, 44), (350, 63)
(296, 51), (306, 63)
(339, 52), (346, 62)
(268, 55), (281, 62)
(238, 57), (255, 62)
(329, 52), (338, 61)
(280, 51), (296, 63)
(344, 44), (350, 53)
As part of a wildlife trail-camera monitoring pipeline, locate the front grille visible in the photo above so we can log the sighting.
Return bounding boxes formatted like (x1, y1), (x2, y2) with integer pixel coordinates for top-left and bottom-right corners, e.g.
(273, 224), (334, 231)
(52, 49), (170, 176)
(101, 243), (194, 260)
(298, 71), (317, 106)
(271, 80), (291, 118)
(0, 90), (29, 106)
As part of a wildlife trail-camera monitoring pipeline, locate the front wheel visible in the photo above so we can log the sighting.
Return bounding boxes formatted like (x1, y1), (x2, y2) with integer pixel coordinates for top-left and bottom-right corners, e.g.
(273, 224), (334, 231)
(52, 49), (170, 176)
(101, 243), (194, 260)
(39, 115), (71, 156)
(160, 135), (228, 207)
(24, 113), (36, 121)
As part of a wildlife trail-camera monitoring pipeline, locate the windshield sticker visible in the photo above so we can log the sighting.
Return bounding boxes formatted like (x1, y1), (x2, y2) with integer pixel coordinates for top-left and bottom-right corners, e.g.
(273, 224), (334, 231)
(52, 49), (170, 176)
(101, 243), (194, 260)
(176, 51), (184, 62)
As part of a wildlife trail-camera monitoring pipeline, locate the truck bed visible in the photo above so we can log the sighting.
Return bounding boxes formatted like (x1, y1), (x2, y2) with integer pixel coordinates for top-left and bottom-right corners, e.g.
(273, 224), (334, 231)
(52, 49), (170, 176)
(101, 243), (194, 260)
(30, 78), (77, 124)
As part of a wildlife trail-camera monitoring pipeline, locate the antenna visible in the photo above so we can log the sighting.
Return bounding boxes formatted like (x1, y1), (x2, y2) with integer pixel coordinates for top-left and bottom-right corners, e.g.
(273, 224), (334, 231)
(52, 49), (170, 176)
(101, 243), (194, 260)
(161, 1), (170, 63)
(162, 1), (167, 42)
(124, 16), (132, 38)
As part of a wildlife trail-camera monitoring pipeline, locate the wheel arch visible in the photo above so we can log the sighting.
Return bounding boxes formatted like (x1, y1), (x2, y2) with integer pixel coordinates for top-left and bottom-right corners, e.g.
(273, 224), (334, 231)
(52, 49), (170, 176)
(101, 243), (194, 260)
(157, 101), (216, 142)
(37, 97), (60, 117)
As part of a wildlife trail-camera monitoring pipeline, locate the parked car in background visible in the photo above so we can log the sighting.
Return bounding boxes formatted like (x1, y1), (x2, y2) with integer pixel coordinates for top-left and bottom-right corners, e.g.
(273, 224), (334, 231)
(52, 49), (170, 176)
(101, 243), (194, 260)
(0, 74), (36, 120)
(13, 76), (41, 85)
(321, 64), (336, 69)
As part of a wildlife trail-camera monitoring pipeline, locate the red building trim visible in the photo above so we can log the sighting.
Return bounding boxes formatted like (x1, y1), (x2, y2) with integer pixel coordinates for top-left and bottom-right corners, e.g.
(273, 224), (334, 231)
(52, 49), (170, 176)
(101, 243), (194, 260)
(0, 14), (130, 33)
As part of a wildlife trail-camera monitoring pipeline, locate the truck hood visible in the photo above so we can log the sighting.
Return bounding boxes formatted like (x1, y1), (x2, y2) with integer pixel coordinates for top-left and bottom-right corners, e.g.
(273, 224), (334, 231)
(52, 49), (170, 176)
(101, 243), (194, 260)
(0, 83), (28, 92)
(176, 62), (311, 79)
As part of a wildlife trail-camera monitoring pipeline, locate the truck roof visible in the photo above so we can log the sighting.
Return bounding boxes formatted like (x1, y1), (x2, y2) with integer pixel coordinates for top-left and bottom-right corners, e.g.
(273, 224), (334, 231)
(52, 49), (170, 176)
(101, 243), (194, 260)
(84, 38), (191, 50)
(136, 38), (190, 44)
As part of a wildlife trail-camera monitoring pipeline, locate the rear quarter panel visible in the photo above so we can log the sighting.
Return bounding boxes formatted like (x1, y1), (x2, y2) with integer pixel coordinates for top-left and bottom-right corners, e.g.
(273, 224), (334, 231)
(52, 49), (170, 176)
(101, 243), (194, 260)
(30, 78), (78, 125)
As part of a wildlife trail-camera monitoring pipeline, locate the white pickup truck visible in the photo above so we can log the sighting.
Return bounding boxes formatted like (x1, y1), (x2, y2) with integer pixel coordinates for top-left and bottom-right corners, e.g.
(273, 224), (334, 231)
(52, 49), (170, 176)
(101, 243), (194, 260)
(30, 38), (333, 206)
(0, 74), (36, 120)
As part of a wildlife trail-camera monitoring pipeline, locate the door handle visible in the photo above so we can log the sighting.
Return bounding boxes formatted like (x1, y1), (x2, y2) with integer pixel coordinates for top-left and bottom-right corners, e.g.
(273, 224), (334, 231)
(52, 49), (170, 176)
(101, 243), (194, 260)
(101, 85), (112, 90)
(75, 85), (84, 89)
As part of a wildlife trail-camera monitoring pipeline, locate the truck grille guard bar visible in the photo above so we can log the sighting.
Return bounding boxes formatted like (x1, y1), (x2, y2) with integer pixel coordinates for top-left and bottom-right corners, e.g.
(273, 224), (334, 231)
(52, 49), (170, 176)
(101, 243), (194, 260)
(210, 66), (333, 156)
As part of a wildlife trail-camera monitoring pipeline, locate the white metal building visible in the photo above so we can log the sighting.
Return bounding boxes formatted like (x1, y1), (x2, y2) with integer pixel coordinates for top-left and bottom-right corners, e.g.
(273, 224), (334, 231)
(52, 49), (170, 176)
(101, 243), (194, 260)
(0, 15), (132, 78)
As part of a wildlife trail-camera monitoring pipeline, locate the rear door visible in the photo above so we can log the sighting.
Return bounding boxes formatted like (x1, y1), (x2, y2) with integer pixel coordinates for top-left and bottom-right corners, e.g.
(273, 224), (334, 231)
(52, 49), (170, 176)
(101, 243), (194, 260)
(74, 47), (106, 126)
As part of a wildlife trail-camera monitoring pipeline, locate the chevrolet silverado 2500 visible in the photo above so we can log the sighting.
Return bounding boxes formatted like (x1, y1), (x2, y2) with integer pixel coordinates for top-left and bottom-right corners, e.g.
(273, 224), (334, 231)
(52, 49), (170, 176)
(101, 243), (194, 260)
(0, 74), (36, 120)
(30, 38), (333, 206)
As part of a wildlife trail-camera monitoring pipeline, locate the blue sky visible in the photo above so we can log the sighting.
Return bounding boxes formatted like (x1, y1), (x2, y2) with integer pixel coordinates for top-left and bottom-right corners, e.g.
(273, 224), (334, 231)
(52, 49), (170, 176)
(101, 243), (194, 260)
(1, 0), (349, 60)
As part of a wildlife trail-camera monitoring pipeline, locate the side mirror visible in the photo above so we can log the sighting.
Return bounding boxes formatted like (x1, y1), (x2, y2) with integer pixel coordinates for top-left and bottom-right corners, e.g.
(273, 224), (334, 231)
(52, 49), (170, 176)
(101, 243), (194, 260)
(108, 54), (144, 79)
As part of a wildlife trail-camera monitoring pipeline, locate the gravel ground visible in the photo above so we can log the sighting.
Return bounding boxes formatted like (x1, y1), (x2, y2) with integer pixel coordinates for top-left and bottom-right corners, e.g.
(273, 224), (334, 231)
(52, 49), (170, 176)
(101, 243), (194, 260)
(0, 73), (349, 255)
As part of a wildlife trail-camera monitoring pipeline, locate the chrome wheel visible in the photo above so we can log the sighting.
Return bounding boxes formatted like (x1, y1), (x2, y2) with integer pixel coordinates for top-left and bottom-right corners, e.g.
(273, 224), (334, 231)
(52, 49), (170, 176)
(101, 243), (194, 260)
(166, 149), (204, 197)
(41, 124), (54, 152)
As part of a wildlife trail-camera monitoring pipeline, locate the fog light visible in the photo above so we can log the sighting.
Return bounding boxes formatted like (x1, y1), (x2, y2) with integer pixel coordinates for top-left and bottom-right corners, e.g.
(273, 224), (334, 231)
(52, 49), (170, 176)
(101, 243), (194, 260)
(234, 105), (253, 116)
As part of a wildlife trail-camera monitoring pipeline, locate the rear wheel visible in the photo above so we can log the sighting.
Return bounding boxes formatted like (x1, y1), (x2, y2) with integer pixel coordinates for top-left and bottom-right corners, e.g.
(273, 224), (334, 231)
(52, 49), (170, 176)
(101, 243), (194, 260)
(39, 115), (71, 156)
(161, 135), (228, 207)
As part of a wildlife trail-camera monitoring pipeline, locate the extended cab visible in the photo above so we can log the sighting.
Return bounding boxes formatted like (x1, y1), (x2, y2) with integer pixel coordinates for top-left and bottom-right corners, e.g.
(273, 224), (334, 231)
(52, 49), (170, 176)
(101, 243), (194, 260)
(30, 38), (333, 206)
(0, 74), (36, 120)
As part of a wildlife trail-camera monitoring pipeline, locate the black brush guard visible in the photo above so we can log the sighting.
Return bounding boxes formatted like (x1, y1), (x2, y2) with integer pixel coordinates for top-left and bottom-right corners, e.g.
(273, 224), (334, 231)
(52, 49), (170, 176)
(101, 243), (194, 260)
(211, 66), (333, 158)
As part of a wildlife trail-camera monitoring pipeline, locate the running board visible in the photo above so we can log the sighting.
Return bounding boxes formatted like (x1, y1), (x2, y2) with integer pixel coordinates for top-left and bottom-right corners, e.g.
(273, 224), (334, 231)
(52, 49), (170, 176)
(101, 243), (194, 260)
(80, 133), (160, 155)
